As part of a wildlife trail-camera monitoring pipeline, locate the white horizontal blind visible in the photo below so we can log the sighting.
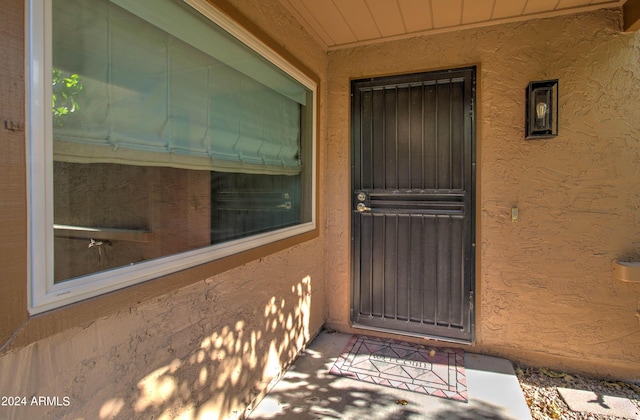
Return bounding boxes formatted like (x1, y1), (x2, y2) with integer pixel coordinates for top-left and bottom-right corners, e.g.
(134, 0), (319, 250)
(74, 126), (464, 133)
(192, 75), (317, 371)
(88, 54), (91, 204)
(52, 0), (305, 175)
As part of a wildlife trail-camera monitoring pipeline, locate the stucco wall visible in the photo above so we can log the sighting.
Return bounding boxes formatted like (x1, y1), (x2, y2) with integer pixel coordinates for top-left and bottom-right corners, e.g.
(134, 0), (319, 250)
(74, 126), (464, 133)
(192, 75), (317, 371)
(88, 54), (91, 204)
(2, 2), (640, 418)
(325, 9), (640, 380)
(0, 0), (328, 418)
(0, 245), (325, 419)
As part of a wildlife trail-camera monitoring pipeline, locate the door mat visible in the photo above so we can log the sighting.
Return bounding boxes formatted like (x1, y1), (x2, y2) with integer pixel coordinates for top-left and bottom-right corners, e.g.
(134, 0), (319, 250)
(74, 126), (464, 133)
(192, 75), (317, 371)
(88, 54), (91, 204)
(329, 334), (468, 402)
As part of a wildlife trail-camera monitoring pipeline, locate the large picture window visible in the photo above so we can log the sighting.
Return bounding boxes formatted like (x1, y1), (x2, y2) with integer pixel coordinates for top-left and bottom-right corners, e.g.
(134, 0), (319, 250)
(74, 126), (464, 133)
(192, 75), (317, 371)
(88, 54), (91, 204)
(27, 0), (316, 313)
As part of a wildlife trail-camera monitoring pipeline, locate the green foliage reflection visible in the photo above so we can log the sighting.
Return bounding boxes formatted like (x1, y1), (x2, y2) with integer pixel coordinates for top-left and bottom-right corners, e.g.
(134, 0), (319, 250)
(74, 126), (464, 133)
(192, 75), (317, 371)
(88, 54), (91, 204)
(52, 69), (82, 126)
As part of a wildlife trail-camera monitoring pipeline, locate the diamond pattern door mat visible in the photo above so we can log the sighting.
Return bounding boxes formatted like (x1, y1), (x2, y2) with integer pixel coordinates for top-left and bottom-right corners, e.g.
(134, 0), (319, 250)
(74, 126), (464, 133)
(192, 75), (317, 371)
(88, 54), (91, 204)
(329, 334), (468, 402)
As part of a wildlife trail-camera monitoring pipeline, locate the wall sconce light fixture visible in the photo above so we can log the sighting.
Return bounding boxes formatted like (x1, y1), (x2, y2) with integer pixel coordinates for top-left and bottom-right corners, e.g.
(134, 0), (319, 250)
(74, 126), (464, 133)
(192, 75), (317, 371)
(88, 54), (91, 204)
(526, 79), (558, 139)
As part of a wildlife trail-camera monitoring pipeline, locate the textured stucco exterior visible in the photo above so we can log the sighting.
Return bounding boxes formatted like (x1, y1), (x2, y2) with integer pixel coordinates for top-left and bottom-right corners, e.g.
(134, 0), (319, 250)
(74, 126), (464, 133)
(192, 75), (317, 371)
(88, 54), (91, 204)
(325, 9), (640, 380)
(0, 246), (325, 419)
(1, 1), (640, 419)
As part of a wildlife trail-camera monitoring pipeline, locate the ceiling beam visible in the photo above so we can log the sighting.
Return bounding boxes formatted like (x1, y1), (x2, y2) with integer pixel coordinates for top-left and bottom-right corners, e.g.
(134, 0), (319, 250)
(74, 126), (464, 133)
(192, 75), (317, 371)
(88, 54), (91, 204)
(624, 0), (640, 31)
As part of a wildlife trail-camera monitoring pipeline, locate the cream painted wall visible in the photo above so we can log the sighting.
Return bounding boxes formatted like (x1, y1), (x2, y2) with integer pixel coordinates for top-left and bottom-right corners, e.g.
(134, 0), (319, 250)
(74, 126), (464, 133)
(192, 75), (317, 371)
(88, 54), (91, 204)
(0, 0), (328, 418)
(325, 9), (640, 380)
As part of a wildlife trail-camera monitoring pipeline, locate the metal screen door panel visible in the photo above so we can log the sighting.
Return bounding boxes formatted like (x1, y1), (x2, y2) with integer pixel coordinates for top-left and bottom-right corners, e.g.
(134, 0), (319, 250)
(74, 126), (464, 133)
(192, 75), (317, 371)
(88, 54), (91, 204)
(351, 67), (475, 343)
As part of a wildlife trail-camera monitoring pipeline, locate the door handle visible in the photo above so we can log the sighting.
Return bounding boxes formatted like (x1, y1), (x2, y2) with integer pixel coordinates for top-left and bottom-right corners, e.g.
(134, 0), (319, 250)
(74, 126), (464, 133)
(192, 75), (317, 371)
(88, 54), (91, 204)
(356, 203), (371, 213)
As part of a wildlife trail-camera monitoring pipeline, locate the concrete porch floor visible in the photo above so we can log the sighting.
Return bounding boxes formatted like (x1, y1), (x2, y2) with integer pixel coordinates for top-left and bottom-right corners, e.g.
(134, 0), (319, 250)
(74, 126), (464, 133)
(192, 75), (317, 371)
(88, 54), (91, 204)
(247, 331), (532, 420)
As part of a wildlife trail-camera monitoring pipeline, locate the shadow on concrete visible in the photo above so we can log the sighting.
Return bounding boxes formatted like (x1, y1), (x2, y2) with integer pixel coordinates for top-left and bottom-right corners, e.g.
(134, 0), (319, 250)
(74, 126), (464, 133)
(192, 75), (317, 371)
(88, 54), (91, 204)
(247, 350), (423, 419)
(248, 332), (521, 420)
(430, 400), (513, 420)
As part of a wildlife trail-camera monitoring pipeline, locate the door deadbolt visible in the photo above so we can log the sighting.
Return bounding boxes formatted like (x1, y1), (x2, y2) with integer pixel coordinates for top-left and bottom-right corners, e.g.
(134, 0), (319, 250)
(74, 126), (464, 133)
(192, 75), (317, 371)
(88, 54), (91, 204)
(357, 192), (367, 202)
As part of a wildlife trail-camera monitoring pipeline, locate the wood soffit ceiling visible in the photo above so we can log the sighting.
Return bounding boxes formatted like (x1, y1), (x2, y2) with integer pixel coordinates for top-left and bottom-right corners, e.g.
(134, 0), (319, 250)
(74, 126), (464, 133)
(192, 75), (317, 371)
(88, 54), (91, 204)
(278, 0), (629, 50)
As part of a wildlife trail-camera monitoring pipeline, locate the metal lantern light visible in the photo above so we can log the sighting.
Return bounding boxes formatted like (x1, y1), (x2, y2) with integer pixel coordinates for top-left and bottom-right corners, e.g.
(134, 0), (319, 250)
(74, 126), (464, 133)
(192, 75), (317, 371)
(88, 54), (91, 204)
(526, 79), (558, 139)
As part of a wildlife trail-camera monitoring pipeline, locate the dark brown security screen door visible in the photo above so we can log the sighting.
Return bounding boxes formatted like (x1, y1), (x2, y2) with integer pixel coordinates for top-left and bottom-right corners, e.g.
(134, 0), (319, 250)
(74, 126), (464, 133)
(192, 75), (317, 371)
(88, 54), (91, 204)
(351, 67), (475, 343)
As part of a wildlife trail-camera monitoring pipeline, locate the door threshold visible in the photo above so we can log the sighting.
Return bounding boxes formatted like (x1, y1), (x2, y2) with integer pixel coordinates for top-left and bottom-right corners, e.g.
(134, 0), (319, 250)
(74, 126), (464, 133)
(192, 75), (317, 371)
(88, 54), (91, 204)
(352, 322), (474, 346)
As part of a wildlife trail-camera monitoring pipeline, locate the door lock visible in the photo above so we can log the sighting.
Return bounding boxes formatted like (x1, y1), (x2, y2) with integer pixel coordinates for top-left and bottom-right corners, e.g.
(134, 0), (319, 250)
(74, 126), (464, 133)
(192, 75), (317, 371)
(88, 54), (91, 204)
(356, 203), (371, 213)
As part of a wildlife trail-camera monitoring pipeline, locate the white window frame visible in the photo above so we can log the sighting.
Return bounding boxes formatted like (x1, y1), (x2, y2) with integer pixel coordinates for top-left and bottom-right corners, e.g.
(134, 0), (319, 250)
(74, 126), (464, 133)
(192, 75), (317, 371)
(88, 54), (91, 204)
(26, 0), (317, 315)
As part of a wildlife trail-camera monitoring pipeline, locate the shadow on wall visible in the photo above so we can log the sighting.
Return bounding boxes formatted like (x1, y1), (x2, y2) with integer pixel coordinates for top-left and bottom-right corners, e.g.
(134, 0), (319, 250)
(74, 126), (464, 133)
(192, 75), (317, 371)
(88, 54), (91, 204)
(96, 275), (314, 420)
